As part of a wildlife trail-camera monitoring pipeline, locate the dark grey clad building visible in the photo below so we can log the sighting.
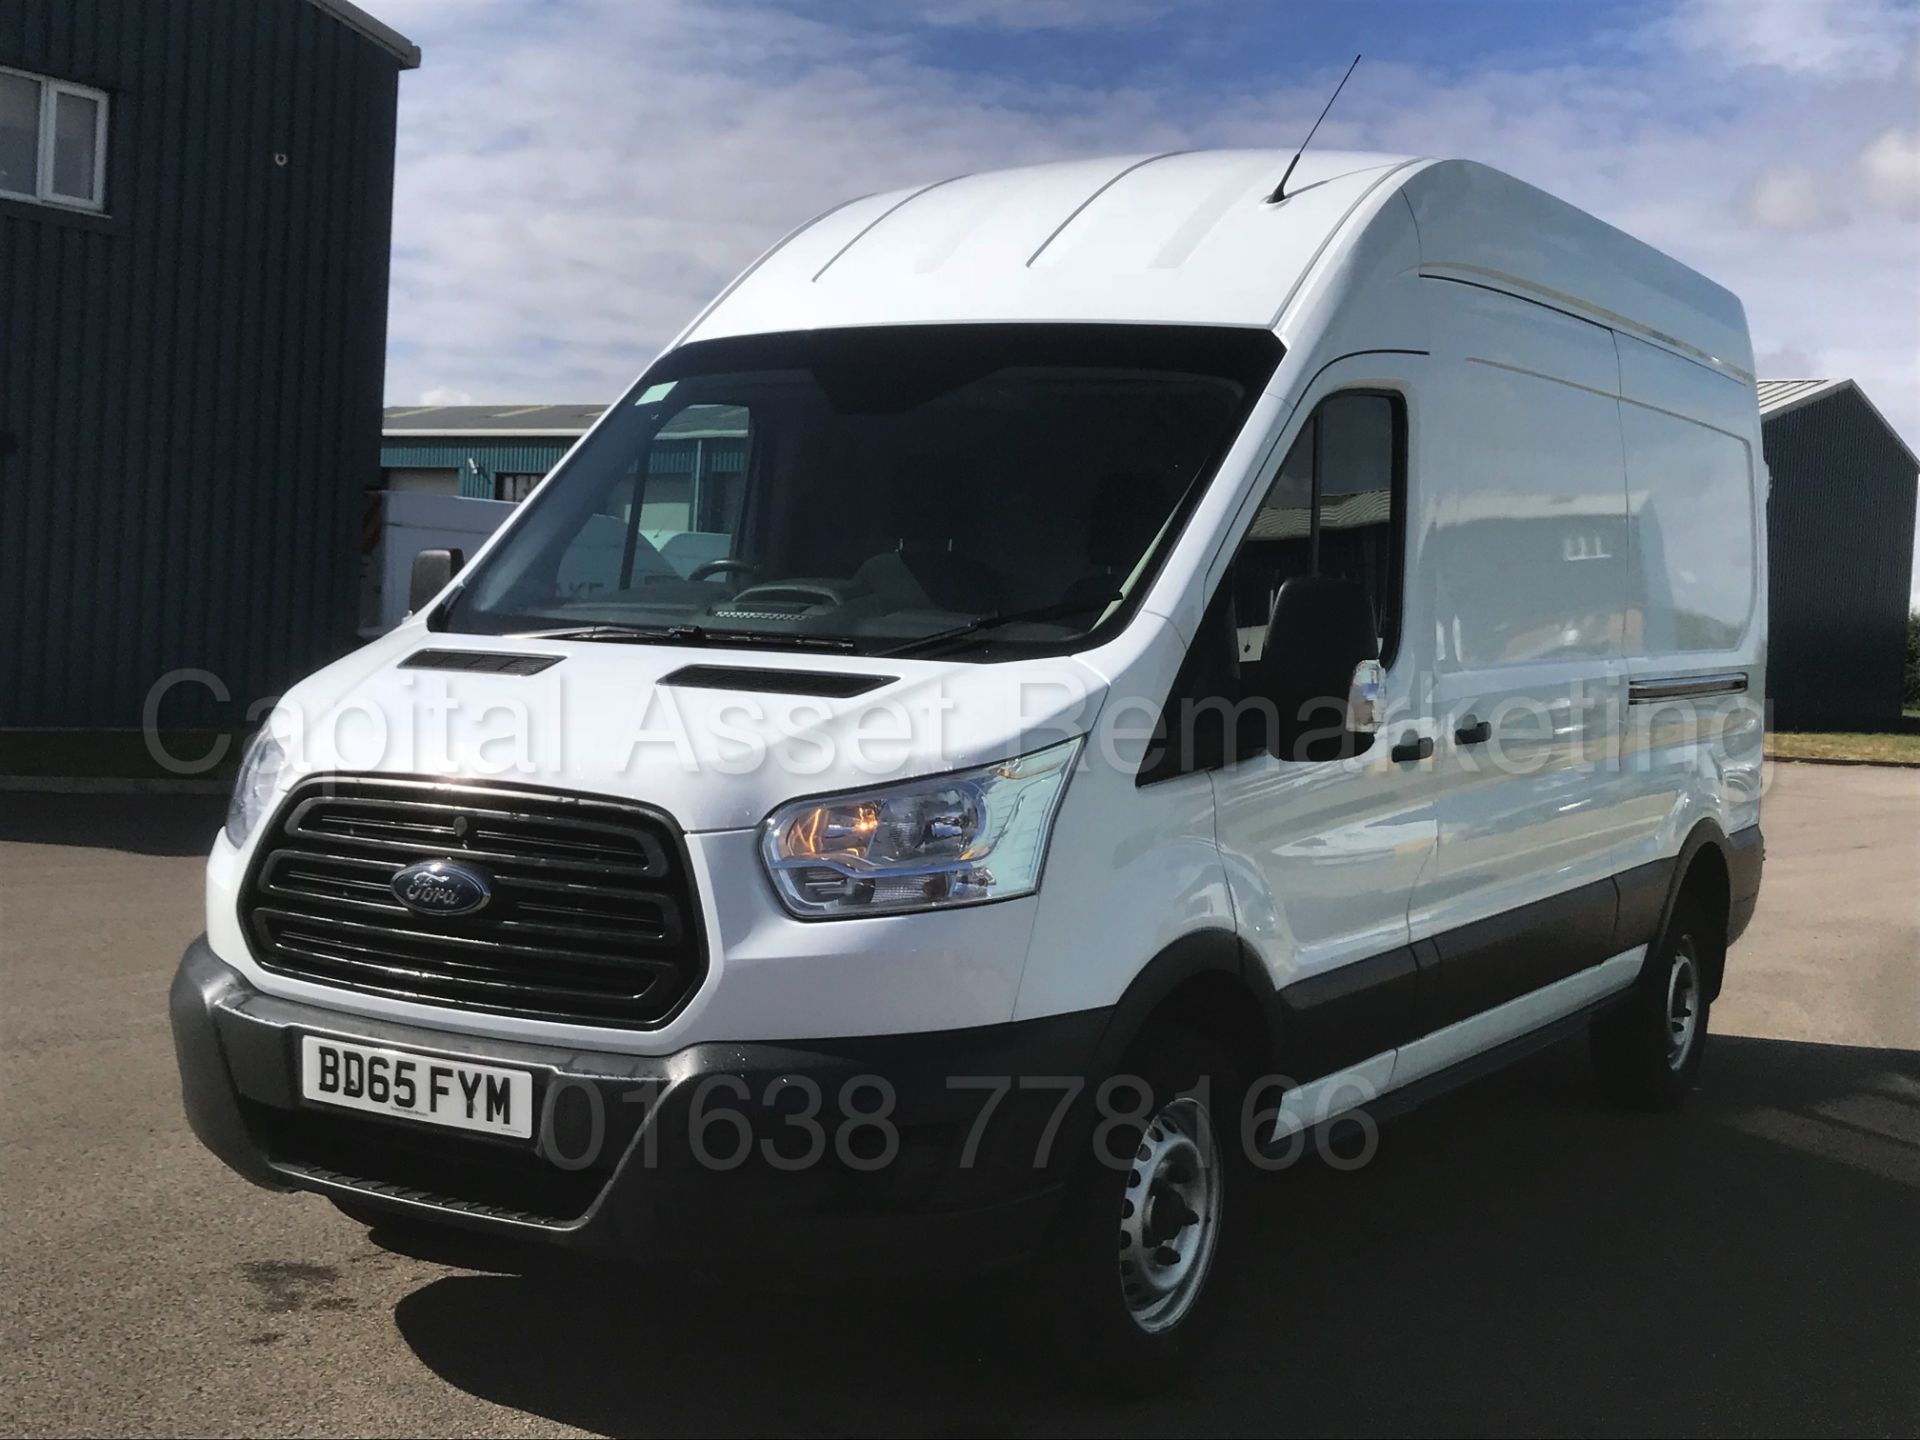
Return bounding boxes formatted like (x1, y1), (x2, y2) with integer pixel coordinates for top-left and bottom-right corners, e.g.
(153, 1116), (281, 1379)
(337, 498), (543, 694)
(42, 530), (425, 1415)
(0, 0), (417, 731)
(1758, 380), (1919, 731)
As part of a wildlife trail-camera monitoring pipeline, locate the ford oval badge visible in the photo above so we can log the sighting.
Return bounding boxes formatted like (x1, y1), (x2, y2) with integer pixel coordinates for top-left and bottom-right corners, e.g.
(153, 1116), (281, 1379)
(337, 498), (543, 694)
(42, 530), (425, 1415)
(391, 859), (493, 917)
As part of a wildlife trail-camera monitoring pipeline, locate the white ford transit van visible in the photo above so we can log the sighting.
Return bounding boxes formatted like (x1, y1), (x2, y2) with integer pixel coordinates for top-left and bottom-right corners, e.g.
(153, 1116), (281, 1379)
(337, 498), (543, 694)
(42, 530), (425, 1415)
(173, 150), (1766, 1380)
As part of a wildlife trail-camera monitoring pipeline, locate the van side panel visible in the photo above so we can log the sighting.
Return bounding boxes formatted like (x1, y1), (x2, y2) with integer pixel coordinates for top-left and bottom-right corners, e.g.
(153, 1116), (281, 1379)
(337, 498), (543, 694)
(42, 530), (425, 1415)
(1412, 282), (1635, 949)
(1621, 408), (1756, 653)
(1612, 333), (1767, 870)
(1617, 335), (1760, 659)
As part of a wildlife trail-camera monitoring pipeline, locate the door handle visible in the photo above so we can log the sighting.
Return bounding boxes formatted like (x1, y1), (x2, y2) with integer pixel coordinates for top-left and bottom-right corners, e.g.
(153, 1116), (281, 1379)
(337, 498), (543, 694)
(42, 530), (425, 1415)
(1455, 718), (1492, 746)
(1391, 735), (1434, 763)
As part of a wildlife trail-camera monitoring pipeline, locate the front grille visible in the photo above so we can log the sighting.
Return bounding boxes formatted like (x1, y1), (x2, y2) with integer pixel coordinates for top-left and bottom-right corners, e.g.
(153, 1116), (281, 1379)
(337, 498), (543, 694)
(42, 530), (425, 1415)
(241, 776), (706, 1027)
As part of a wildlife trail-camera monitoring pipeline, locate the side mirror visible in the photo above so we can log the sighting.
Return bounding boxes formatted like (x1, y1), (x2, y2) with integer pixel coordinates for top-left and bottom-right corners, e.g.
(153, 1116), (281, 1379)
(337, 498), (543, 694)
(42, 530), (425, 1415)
(409, 547), (464, 614)
(1250, 575), (1381, 761)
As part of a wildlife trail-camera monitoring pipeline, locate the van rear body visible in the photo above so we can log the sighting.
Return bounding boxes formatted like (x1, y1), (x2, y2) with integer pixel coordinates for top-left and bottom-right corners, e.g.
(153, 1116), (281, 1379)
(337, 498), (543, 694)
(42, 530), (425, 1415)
(174, 149), (1766, 1377)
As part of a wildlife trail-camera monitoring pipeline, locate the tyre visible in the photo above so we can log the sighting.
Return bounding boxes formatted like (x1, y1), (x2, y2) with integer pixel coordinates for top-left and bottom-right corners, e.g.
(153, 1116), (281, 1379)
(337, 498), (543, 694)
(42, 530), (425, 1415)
(1591, 892), (1716, 1110)
(1028, 1021), (1243, 1394)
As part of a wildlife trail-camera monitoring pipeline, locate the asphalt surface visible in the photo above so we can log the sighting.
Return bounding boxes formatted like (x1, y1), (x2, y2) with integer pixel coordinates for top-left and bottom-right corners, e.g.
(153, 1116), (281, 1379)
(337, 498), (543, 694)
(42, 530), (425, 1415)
(3, 763), (1917, 1437)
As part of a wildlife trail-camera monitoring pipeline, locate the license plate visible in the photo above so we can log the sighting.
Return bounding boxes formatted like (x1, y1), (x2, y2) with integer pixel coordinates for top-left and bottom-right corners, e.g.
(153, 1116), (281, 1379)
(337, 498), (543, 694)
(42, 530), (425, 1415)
(299, 1035), (534, 1139)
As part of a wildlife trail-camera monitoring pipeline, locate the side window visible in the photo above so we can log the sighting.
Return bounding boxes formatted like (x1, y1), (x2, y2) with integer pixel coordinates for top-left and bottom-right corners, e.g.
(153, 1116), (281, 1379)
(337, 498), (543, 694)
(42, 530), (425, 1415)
(1235, 391), (1401, 664)
(1233, 415), (1314, 662)
(1140, 390), (1403, 786)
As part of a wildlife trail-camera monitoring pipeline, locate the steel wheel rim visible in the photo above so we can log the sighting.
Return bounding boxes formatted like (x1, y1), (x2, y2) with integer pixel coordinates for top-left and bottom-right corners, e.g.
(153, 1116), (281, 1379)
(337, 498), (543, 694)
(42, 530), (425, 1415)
(1665, 939), (1700, 1071)
(1116, 1093), (1222, 1335)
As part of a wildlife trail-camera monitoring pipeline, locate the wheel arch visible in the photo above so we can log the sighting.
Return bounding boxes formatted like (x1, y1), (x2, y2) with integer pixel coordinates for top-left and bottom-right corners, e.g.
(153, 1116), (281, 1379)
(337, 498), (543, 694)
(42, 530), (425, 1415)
(1660, 819), (1735, 1000)
(1087, 928), (1279, 1084)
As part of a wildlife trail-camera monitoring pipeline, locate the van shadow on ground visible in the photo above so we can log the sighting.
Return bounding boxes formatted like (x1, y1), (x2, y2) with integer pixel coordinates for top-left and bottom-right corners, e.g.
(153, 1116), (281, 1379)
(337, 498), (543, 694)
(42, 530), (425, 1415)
(389, 1033), (1920, 1436)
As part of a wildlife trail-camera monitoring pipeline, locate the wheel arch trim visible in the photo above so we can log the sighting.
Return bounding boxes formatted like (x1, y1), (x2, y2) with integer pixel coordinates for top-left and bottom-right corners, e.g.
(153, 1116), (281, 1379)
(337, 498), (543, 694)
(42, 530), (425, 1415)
(1086, 927), (1279, 1084)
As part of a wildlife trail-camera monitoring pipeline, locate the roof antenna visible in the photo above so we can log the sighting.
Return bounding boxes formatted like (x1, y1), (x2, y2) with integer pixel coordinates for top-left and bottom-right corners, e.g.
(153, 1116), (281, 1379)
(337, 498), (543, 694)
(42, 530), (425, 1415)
(1267, 54), (1362, 204)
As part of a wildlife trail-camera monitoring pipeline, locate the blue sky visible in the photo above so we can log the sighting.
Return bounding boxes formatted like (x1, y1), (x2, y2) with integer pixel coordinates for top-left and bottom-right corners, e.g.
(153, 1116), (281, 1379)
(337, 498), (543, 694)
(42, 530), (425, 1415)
(370, 0), (1920, 596)
(808, 0), (1662, 85)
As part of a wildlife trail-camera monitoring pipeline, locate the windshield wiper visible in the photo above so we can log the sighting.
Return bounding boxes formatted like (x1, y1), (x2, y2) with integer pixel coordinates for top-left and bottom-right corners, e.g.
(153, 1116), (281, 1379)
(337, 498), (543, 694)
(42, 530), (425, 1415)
(512, 623), (857, 653)
(676, 625), (859, 653)
(878, 593), (1120, 659)
(514, 623), (678, 642)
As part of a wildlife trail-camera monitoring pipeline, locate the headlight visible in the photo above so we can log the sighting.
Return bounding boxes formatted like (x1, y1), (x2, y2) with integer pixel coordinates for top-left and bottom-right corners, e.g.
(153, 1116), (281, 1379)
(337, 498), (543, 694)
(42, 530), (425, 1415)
(760, 737), (1081, 918)
(225, 730), (288, 847)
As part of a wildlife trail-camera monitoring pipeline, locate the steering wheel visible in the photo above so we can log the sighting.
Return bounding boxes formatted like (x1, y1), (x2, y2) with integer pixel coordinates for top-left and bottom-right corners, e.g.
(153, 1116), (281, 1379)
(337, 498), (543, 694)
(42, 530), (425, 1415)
(688, 558), (761, 585)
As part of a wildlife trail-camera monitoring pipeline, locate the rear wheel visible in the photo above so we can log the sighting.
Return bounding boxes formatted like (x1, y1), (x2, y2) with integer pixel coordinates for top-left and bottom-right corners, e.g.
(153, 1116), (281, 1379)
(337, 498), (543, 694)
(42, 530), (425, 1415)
(1592, 893), (1716, 1109)
(1028, 1021), (1243, 1393)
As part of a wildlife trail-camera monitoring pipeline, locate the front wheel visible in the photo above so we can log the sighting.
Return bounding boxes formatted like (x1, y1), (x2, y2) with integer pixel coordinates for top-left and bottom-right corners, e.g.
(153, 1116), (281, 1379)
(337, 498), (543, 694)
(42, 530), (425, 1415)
(1027, 1022), (1241, 1393)
(1591, 894), (1716, 1109)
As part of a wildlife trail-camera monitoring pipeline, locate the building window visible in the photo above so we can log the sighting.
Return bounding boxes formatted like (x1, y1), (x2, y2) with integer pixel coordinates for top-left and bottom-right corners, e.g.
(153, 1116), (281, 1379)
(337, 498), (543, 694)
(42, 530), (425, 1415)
(496, 472), (545, 503)
(0, 67), (109, 213)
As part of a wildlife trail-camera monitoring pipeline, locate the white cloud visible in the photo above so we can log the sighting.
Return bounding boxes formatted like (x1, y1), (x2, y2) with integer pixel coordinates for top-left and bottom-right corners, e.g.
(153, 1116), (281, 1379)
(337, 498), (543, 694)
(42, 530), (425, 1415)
(1860, 128), (1920, 216)
(375, 0), (1920, 602)
(418, 385), (474, 406)
(1753, 343), (1823, 379)
(1664, 0), (1916, 77)
(379, 0), (1190, 404)
(906, 0), (1174, 29)
(1742, 165), (1835, 230)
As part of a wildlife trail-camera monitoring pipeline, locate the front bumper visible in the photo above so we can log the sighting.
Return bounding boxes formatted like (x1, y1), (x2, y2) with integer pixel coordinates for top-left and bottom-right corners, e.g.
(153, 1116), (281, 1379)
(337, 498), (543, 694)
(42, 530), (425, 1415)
(170, 938), (1108, 1270)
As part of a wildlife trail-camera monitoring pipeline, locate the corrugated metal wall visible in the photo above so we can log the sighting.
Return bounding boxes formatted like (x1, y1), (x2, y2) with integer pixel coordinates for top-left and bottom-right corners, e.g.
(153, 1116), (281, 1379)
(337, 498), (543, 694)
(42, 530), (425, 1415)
(379, 439), (575, 475)
(377, 434), (753, 500)
(0, 0), (402, 729)
(1762, 388), (1920, 729)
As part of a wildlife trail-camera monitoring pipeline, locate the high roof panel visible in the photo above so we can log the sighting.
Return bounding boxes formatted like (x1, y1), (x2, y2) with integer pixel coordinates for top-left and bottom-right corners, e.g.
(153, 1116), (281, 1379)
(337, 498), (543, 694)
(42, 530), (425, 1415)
(684, 150), (1756, 388)
(1398, 159), (1754, 383)
(686, 149), (1419, 340)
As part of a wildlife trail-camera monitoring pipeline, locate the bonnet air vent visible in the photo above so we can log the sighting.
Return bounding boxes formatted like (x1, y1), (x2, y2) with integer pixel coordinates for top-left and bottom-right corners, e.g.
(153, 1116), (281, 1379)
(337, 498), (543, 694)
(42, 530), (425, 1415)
(660, 665), (895, 699)
(399, 650), (564, 676)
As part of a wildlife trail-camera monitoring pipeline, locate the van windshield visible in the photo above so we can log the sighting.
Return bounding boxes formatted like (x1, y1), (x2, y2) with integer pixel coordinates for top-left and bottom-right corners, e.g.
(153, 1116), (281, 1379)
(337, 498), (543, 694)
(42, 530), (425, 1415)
(440, 324), (1281, 658)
